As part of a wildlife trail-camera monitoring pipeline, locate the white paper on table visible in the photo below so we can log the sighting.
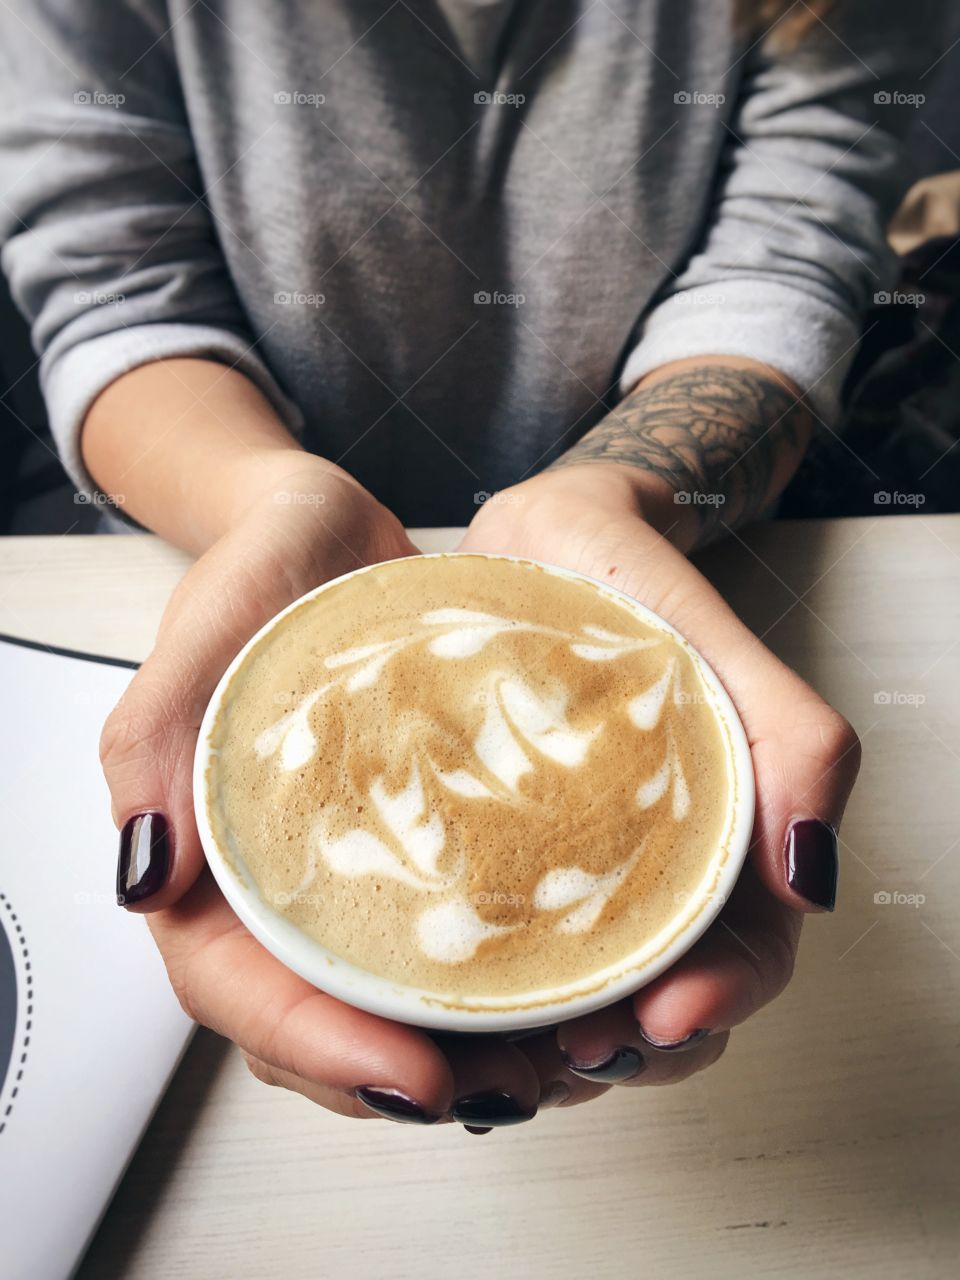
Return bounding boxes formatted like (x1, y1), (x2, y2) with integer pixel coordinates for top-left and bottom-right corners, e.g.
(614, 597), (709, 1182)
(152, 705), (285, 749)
(0, 635), (194, 1280)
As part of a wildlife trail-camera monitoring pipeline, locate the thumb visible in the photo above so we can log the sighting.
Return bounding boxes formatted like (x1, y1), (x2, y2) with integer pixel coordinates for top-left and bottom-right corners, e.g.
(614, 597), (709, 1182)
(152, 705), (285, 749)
(522, 508), (861, 916)
(735, 656), (861, 913)
(105, 537), (268, 913)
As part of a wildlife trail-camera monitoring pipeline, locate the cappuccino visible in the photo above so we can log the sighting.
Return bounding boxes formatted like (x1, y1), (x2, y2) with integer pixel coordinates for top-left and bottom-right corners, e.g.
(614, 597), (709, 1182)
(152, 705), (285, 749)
(203, 555), (733, 1004)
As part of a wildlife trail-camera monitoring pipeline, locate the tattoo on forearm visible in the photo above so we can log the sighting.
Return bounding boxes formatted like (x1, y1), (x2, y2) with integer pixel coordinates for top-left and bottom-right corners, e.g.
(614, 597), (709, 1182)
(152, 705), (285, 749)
(548, 365), (812, 543)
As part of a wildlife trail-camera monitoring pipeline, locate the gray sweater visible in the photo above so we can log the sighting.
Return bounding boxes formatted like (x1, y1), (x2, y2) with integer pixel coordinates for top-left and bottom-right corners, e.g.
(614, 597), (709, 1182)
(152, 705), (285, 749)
(0, 1), (943, 524)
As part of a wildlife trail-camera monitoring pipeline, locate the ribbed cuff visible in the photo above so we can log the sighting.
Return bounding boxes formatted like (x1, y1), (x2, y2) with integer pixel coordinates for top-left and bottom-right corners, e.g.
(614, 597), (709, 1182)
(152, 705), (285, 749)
(42, 322), (305, 508)
(619, 280), (863, 425)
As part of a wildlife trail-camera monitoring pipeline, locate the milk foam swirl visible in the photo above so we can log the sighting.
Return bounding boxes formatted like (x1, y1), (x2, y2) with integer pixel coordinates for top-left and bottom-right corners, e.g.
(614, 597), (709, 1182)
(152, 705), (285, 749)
(251, 609), (694, 964)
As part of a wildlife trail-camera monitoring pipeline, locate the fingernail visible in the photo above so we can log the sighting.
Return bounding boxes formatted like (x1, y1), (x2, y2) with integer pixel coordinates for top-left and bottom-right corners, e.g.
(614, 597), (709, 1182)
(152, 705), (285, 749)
(354, 1086), (441, 1125)
(541, 1081), (571, 1109)
(638, 1027), (710, 1052)
(784, 818), (838, 911)
(560, 1046), (645, 1083)
(117, 812), (169, 906)
(464, 1126), (493, 1136)
(451, 1090), (537, 1127)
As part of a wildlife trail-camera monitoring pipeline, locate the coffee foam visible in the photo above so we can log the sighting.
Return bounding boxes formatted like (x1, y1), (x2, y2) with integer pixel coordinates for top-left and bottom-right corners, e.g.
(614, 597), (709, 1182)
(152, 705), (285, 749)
(204, 556), (731, 998)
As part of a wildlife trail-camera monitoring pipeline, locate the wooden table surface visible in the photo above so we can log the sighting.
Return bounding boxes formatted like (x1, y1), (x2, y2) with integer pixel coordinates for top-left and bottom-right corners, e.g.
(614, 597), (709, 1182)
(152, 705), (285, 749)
(1, 519), (958, 1280)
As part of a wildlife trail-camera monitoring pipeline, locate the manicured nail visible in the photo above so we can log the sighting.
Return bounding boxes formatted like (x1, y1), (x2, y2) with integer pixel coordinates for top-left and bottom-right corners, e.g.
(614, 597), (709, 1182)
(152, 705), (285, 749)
(451, 1090), (537, 1127)
(464, 1126), (493, 1136)
(354, 1086), (441, 1125)
(560, 1046), (645, 1083)
(540, 1081), (571, 1109)
(784, 818), (838, 911)
(117, 812), (169, 906)
(638, 1027), (710, 1052)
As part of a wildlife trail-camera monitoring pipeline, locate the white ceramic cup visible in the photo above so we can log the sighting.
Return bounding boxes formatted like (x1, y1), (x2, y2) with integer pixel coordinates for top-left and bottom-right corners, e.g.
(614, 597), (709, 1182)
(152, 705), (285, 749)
(194, 553), (755, 1033)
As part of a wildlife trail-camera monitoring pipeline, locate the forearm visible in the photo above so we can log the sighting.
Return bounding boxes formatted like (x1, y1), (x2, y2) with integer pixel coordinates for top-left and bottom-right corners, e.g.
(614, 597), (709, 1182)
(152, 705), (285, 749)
(549, 356), (813, 551)
(82, 359), (334, 554)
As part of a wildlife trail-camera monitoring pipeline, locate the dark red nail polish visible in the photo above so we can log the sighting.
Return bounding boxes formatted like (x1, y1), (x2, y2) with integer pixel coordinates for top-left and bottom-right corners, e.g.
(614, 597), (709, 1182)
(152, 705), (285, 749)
(464, 1126), (493, 1135)
(117, 812), (169, 906)
(354, 1086), (440, 1125)
(560, 1046), (645, 1083)
(638, 1027), (709, 1052)
(784, 818), (838, 911)
(451, 1090), (537, 1126)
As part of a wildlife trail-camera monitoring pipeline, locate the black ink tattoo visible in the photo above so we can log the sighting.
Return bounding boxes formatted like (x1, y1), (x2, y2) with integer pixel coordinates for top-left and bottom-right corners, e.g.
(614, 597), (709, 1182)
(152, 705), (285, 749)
(548, 365), (812, 545)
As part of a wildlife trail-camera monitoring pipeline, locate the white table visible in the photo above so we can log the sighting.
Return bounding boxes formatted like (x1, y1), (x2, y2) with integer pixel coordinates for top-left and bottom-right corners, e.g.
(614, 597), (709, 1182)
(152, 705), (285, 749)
(1, 518), (958, 1279)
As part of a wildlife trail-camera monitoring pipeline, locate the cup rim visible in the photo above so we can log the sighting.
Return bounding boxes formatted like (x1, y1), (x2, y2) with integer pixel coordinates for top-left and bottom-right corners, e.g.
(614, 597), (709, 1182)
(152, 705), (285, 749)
(193, 551), (755, 1032)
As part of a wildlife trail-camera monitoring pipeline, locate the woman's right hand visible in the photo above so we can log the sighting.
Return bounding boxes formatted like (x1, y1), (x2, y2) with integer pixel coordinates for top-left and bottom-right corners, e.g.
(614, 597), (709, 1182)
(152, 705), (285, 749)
(101, 459), (463, 1122)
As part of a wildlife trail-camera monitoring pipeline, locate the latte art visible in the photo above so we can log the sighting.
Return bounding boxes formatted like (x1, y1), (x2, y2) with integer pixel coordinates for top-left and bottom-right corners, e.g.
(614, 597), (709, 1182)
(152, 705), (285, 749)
(204, 556), (732, 1000)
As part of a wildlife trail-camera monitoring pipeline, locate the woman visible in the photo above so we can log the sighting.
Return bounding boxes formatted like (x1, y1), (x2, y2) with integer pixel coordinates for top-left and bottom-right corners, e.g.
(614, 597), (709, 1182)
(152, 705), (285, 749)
(0, 0), (941, 1126)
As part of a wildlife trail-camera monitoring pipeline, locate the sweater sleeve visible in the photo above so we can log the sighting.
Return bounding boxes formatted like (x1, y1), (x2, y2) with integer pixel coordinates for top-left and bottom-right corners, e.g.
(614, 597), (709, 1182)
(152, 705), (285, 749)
(619, 0), (946, 424)
(0, 0), (302, 499)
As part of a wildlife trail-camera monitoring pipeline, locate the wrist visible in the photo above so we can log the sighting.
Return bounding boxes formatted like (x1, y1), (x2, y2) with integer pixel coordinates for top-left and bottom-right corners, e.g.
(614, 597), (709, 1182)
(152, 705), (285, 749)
(516, 463), (699, 552)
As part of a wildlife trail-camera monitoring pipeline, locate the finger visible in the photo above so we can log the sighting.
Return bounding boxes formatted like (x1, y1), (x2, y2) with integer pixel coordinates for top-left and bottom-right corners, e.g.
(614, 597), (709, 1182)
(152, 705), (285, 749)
(631, 864), (802, 1043)
(239, 1053), (453, 1123)
(434, 1034), (541, 1128)
(105, 529), (307, 912)
(150, 871), (454, 1124)
(509, 1029), (611, 1110)
(556, 998), (730, 1088)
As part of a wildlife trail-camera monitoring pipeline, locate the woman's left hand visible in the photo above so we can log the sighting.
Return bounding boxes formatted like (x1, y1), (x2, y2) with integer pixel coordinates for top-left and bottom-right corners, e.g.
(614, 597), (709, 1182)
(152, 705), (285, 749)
(456, 463), (861, 1107)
